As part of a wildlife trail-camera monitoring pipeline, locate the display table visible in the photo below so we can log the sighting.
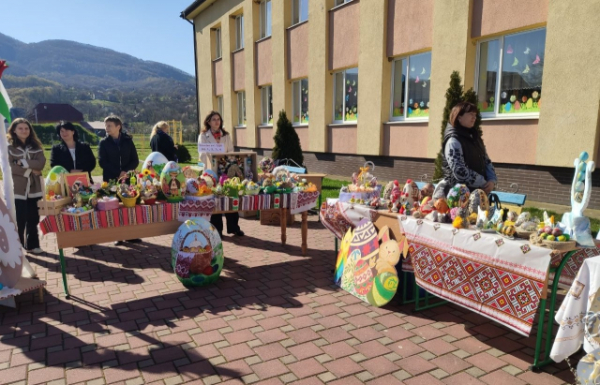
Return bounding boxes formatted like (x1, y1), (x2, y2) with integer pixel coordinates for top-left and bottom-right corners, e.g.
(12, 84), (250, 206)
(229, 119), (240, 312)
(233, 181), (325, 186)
(41, 193), (319, 298)
(550, 254), (600, 363)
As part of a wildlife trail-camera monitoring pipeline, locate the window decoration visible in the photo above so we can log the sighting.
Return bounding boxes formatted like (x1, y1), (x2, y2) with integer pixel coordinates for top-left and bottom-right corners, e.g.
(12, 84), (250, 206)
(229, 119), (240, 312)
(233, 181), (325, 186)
(261, 86), (273, 124)
(391, 52), (431, 120)
(334, 68), (358, 122)
(292, 79), (309, 124)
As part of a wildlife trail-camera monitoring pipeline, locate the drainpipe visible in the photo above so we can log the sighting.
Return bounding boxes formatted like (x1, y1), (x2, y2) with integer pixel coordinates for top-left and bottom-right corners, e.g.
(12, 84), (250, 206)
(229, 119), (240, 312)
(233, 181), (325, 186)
(180, 13), (201, 138)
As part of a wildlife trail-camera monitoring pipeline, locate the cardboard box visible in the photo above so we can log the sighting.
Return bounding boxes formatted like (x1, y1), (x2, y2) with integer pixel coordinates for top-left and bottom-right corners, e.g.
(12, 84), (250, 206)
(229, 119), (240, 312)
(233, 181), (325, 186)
(260, 209), (295, 226)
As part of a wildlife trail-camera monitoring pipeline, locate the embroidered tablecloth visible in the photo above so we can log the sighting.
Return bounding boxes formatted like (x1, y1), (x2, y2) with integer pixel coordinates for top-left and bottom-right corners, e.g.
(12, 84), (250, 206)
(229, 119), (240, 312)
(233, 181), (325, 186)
(551, 255), (600, 362)
(400, 216), (553, 336)
(319, 199), (378, 239)
(40, 203), (179, 234)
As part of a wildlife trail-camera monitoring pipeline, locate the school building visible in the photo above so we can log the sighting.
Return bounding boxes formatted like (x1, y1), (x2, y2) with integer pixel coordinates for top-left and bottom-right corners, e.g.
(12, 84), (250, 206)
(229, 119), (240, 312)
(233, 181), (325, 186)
(181, 0), (600, 208)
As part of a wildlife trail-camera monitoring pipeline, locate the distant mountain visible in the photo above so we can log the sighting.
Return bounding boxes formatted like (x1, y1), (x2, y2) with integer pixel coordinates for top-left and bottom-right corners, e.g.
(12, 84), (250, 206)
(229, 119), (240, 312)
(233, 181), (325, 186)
(0, 33), (198, 130)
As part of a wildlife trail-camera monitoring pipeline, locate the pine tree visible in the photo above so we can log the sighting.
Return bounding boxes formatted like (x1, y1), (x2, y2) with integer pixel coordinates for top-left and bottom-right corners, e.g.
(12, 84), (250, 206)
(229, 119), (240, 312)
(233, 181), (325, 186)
(272, 110), (304, 168)
(432, 71), (483, 180)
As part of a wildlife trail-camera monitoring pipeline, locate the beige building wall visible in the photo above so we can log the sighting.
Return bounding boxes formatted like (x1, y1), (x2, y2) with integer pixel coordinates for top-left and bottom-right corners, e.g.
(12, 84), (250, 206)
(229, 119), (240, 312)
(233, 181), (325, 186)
(232, 51), (245, 91)
(213, 59), (223, 96)
(287, 23), (309, 80)
(244, 0), (259, 148)
(471, 0), (548, 38)
(383, 124), (428, 158)
(255, 38), (272, 87)
(329, 2), (360, 71)
(387, 0), (434, 57)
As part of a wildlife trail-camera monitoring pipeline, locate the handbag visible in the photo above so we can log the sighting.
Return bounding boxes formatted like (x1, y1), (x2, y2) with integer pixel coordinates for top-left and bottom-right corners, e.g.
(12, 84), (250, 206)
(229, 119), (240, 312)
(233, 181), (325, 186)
(488, 193), (507, 222)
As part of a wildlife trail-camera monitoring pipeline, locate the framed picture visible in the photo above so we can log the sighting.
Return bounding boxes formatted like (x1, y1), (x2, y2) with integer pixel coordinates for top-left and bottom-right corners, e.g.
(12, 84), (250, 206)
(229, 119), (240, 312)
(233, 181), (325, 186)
(64, 172), (91, 198)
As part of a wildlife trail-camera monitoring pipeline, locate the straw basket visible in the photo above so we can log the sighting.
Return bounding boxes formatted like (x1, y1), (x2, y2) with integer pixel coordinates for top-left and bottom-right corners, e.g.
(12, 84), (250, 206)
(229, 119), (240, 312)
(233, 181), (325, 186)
(118, 192), (139, 208)
(530, 234), (577, 252)
(515, 229), (536, 240)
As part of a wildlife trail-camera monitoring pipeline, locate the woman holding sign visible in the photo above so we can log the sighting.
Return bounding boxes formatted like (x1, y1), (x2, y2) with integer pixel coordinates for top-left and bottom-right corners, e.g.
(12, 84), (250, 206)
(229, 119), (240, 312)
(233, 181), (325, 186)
(198, 111), (244, 238)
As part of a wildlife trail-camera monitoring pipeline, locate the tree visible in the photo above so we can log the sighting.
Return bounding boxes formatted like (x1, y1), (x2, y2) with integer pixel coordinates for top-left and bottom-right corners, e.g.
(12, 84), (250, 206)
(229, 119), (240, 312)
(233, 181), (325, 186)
(272, 110), (304, 168)
(432, 71), (483, 180)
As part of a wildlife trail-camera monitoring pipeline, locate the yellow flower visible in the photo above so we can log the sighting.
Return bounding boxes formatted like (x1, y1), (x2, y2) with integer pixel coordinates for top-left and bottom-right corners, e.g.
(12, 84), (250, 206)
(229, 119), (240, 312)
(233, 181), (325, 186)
(143, 169), (151, 176)
(101, 182), (108, 188)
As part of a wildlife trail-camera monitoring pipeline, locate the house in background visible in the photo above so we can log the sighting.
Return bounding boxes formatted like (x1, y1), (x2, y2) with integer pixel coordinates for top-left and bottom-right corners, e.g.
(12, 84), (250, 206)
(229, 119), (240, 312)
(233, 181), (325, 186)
(81, 121), (106, 137)
(26, 103), (84, 124)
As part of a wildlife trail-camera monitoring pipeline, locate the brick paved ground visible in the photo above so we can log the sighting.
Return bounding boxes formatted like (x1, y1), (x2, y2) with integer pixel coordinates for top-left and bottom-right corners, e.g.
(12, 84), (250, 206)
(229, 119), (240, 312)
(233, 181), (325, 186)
(0, 214), (579, 384)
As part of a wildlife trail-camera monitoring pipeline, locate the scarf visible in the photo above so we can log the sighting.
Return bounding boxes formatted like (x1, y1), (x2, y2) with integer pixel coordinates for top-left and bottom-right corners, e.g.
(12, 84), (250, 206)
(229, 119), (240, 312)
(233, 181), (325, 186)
(212, 130), (222, 142)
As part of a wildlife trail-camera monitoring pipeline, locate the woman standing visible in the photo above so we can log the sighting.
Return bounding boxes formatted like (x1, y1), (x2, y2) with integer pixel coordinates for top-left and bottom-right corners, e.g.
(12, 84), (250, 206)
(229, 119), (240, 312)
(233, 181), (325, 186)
(50, 121), (97, 182)
(7, 118), (46, 254)
(150, 121), (178, 162)
(435, 102), (497, 197)
(198, 111), (244, 238)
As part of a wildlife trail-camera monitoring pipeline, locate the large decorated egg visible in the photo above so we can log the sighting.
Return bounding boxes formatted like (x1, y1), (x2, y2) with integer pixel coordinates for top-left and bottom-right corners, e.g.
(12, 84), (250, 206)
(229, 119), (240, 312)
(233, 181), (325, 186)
(202, 170), (218, 189)
(160, 161), (186, 202)
(419, 196), (434, 215)
(142, 152), (169, 177)
(0, 197), (24, 288)
(172, 218), (223, 286)
(367, 271), (398, 307)
(353, 259), (374, 296)
(434, 198), (450, 214)
(447, 184), (470, 209)
(45, 165), (69, 196)
(182, 165), (203, 180)
(186, 178), (199, 195)
(468, 189), (489, 214)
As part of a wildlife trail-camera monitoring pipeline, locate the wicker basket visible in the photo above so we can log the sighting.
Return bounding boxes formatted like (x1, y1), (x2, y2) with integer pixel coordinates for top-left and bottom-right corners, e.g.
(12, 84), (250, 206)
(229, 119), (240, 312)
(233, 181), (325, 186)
(118, 192), (139, 208)
(515, 229), (536, 240)
(530, 234), (577, 251)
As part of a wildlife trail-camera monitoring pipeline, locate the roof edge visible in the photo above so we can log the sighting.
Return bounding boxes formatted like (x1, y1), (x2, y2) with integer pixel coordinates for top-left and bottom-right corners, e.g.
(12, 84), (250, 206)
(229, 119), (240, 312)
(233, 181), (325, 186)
(181, 0), (211, 20)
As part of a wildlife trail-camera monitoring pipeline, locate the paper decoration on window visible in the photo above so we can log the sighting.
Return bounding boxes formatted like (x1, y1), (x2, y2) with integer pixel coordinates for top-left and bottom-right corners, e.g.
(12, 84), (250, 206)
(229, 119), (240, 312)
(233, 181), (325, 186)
(523, 64), (530, 74)
(524, 47), (531, 54)
(423, 81), (427, 87)
(505, 103), (511, 112)
(506, 44), (513, 54)
(533, 55), (541, 65)
(501, 92), (507, 99)
(512, 57), (519, 67)
(415, 76), (420, 83)
(420, 67), (426, 75)
(420, 101), (424, 107)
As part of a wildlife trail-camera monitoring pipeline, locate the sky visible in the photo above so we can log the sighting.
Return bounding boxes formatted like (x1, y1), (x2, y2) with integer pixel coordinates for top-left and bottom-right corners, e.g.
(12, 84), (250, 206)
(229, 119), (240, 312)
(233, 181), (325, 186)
(0, 0), (197, 75)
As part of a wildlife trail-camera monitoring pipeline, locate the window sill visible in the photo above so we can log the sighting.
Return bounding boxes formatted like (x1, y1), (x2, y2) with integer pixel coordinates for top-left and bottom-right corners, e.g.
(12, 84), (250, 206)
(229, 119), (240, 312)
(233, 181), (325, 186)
(292, 123), (309, 127)
(385, 119), (429, 125)
(255, 35), (272, 44)
(481, 114), (539, 121)
(232, 47), (245, 54)
(287, 20), (308, 30)
(330, 0), (357, 12)
(213, 57), (222, 62)
(329, 122), (357, 127)
(234, 125), (247, 129)
(258, 124), (273, 128)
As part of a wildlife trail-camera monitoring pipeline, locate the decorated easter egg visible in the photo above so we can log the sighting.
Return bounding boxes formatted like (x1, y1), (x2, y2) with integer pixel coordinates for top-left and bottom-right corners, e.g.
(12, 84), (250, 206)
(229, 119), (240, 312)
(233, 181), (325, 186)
(468, 189), (489, 214)
(160, 161), (186, 202)
(45, 165), (69, 196)
(202, 169), (218, 188)
(449, 207), (460, 220)
(420, 196), (434, 215)
(172, 218), (223, 286)
(580, 151), (589, 162)
(353, 259), (374, 296)
(575, 181), (585, 192)
(186, 178), (199, 195)
(447, 184), (470, 209)
(182, 165), (204, 180)
(434, 198), (450, 214)
(526, 98), (533, 109)
(0, 197), (24, 288)
(142, 152), (169, 177)
(367, 271), (398, 307)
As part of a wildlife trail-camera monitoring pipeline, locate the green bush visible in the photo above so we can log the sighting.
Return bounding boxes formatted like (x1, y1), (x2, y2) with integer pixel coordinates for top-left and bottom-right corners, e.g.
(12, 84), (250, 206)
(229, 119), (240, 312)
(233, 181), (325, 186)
(32, 123), (100, 145)
(272, 110), (305, 169)
(176, 144), (192, 163)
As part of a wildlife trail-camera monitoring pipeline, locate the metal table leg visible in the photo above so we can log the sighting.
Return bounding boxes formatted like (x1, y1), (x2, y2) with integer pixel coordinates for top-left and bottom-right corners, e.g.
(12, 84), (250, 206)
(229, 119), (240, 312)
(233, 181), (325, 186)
(58, 248), (70, 298)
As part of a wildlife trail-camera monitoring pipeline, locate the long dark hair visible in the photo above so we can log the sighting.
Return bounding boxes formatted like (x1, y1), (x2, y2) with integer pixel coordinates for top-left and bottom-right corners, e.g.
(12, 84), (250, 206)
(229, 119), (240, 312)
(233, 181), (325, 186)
(56, 121), (79, 142)
(7, 118), (43, 149)
(202, 111), (229, 136)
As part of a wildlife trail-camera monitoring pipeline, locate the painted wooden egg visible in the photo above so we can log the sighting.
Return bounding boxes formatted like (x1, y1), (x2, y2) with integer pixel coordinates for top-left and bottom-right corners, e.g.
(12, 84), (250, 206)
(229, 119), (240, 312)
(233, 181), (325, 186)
(420, 196), (434, 215)
(142, 152), (169, 176)
(449, 207), (461, 220)
(186, 178), (200, 195)
(0, 197), (24, 288)
(45, 165), (69, 196)
(468, 189), (489, 214)
(182, 165), (203, 180)
(447, 184), (470, 209)
(434, 198), (450, 214)
(172, 218), (223, 287)
(160, 161), (186, 202)
(202, 170), (218, 189)
(366, 271), (398, 307)
(353, 259), (374, 296)
(503, 224), (516, 237)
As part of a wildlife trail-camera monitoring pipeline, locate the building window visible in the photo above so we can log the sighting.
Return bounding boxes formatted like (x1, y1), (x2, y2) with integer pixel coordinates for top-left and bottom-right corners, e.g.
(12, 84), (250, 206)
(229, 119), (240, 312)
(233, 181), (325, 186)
(391, 52), (431, 120)
(292, 79), (309, 125)
(259, 0), (272, 39)
(476, 28), (546, 116)
(235, 15), (245, 50)
(333, 67), (358, 122)
(214, 28), (222, 59)
(292, 0), (308, 25)
(237, 91), (246, 126)
(261, 86), (273, 124)
(335, 0), (353, 6)
(216, 96), (223, 116)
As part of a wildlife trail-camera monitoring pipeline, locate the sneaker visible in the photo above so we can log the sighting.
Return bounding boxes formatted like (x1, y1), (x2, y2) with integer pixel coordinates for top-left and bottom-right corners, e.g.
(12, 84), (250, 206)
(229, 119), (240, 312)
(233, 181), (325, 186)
(30, 248), (44, 254)
(127, 239), (142, 243)
(114, 241), (124, 246)
(228, 230), (245, 237)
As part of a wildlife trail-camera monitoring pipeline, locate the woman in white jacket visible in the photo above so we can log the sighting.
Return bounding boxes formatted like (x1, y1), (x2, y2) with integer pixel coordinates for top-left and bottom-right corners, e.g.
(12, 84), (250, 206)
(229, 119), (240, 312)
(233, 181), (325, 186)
(198, 111), (244, 238)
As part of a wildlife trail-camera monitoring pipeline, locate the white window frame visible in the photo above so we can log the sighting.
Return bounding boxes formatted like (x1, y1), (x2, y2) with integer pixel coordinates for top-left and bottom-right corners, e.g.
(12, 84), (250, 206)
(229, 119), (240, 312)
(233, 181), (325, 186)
(235, 15), (245, 50)
(261, 85), (273, 125)
(475, 27), (545, 119)
(292, 78), (308, 126)
(236, 91), (246, 127)
(259, 0), (272, 39)
(214, 28), (222, 59)
(216, 96), (223, 116)
(389, 52), (431, 122)
(292, 0), (308, 25)
(332, 68), (358, 124)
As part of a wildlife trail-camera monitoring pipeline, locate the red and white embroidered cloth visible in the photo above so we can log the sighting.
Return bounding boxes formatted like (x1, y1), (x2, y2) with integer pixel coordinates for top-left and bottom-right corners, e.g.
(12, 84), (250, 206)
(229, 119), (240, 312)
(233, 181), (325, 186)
(319, 199), (378, 239)
(400, 216), (553, 336)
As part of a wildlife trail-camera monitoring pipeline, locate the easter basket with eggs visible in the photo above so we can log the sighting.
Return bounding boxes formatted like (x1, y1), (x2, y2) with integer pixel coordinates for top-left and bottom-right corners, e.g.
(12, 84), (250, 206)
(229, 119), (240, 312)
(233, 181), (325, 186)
(339, 162), (381, 203)
(38, 174), (71, 216)
(117, 174), (140, 208)
(530, 224), (577, 251)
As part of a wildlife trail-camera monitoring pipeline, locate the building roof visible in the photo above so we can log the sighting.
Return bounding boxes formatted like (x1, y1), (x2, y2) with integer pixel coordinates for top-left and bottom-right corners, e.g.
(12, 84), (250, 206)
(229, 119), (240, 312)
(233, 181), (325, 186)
(26, 103), (84, 124)
(181, 0), (211, 20)
(81, 121), (106, 131)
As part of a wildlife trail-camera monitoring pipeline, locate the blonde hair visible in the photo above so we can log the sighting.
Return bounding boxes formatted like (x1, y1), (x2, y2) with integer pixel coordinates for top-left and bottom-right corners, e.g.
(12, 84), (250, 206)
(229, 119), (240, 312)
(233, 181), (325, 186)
(150, 121), (169, 138)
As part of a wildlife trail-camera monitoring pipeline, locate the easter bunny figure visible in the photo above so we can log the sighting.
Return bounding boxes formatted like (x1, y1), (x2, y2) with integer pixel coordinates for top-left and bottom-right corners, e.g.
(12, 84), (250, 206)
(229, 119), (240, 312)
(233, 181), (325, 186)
(561, 152), (595, 246)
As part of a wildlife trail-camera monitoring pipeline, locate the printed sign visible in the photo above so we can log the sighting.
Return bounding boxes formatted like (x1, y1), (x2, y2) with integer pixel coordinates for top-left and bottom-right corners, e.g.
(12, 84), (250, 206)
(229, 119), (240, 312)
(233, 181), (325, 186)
(198, 143), (225, 154)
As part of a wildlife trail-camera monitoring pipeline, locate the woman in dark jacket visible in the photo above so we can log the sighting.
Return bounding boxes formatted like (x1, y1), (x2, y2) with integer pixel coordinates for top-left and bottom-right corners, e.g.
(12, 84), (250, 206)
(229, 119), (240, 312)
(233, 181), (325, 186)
(97, 115), (139, 183)
(434, 102), (497, 199)
(50, 121), (97, 182)
(149, 121), (177, 162)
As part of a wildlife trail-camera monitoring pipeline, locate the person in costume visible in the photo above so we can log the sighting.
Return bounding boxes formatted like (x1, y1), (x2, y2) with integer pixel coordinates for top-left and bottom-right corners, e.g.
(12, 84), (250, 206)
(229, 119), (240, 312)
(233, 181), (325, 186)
(198, 111), (244, 238)
(435, 102), (497, 197)
(149, 121), (178, 162)
(50, 121), (96, 183)
(7, 118), (46, 254)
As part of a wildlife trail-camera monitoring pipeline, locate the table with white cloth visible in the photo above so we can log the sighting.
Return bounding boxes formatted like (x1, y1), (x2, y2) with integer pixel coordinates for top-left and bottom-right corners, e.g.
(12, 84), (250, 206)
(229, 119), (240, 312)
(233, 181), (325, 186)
(551, 255), (600, 363)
